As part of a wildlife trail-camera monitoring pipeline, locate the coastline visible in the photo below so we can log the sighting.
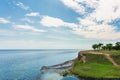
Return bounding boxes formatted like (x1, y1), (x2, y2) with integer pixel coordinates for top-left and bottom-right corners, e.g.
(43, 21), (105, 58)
(40, 50), (120, 79)
(71, 50), (120, 79)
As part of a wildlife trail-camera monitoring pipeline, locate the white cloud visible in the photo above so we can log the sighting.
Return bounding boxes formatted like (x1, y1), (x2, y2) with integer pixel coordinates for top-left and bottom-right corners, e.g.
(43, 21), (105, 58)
(60, 0), (120, 40)
(39, 0), (120, 40)
(78, 18), (96, 26)
(25, 12), (40, 17)
(40, 16), (65, 27)
(40, 15), (120, 40)
(40, 16), (77, 28)
(0, 18), (10, 24)
(47, 36), (70, 40)
(73, 24), (120, 40)
(61, 0), (85, 14)
(61, 0), (120, 23)
(77, 0), (120, 40)
(75, 0), (99, 8)
(16, 2), (30, 10)
(21, 18), (34, 23)
(14, 24), (45, 32)
(90, 0), (120, 23)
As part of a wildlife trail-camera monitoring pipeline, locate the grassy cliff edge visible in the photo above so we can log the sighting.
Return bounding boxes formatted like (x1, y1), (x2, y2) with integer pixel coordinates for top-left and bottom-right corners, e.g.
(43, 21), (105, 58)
(71, 50), (120, 78)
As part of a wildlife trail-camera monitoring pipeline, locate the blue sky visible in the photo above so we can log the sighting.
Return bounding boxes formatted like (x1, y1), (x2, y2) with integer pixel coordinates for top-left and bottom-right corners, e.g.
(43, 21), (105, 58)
(0, 0), (120, 49)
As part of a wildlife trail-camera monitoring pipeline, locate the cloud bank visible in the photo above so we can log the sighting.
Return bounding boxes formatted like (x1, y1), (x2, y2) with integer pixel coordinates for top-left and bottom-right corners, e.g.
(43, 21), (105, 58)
(40, 0), (120, 40)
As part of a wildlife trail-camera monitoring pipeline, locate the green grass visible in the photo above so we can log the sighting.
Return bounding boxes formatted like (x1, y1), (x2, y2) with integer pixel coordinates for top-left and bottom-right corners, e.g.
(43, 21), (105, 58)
(80, 50), (120, 55)
(71, 50), (120, 78)
(99, 50), (120, 55)
(111, 55), (120, 65)
(80, 50), (120, 65)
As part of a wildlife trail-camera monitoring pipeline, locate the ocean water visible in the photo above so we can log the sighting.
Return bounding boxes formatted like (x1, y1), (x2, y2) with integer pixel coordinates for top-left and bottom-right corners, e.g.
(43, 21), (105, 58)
(0, 49), (79, 80)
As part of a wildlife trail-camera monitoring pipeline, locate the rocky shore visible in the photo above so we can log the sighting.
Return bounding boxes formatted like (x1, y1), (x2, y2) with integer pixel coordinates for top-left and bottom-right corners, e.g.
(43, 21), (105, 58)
(40, 59), (75, 72)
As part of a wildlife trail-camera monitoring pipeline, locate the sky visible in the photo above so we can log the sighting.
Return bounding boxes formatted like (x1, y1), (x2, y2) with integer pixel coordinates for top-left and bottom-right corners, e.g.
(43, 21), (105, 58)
(0, 0), (120, 49)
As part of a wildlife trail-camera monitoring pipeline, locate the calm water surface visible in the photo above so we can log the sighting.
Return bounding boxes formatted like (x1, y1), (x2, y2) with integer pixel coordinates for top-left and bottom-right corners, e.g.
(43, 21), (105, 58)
(0, 49), (79, 80)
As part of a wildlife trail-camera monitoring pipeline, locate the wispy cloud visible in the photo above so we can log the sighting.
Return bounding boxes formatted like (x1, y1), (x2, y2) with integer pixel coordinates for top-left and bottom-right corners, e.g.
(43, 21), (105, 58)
(60, 0), (85, 14)
(40, 16), (77, 28)
(89, 0), (120, 23)
(60, 0), (99, 14)
(21, 18), (34, 23)
(73, 24), (120, 40)
(59, 0), (120, 40)
(40, 15), (120, 40)
(47, 36), (71, 41)
(25, 12), (40, 17)
(61, 0), (120, 23)
(0, 18), (10, 24)
(13, 24), (45, 32)
(15, 2), (30, 10)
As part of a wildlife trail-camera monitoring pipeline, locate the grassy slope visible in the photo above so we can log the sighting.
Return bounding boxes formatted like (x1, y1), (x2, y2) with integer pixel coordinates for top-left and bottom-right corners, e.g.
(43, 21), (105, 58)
(99, 50), (120, 65)
(71, 50), (120, 78)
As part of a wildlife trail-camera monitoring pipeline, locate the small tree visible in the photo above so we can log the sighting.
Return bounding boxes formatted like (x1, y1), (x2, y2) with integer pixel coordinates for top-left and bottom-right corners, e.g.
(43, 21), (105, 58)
(106, 43), (113, 51)
(115, 42), (120, 50)
(112, 46), (116, 50)
(98, 43), (103, 50)
(92, 44), (98, 50)
(102, 46), (106, 50)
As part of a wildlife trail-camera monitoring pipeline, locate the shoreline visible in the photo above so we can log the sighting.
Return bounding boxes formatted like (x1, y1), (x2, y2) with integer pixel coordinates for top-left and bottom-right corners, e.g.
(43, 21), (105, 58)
(40, 59), (75, 72)
(71, 50), (120, 79)
(40, 50), (120, 79)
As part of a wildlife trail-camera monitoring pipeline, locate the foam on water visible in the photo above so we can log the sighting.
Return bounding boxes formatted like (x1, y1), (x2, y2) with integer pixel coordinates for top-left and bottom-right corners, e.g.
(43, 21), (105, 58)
(40, 69), (79, 80)
(40, 71), (63, 80)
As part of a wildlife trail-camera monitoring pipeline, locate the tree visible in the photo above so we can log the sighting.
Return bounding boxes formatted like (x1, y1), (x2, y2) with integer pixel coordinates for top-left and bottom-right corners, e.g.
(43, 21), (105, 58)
(102, 46), (106, 50)
(98, 43), (103, 50)
(115, 42), (120, 50)
(106, 43), (113, 51)
(92, 44), (98, 50)
(112, 46), (116, 50)
(92, 42), (120, 51)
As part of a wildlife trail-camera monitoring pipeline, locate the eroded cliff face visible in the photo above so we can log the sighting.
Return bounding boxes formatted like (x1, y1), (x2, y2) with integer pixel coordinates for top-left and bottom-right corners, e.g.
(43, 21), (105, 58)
(78, 53), (86, 63)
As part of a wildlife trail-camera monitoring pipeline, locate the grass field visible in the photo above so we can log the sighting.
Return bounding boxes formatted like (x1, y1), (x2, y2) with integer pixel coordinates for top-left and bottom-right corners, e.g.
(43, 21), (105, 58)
(80, 50), (120, 55)
(71, 50), (120, 78)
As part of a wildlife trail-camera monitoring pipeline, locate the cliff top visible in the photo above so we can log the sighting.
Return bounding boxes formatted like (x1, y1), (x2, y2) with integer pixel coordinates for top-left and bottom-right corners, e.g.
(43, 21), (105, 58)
(71, 50), (120, 78)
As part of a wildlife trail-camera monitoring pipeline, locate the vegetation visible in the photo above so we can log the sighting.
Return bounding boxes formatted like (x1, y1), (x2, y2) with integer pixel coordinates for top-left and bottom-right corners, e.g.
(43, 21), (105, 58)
(92, 42), (120, 51)
(71, 42), (120, 78)
(71, 50), (120, 78)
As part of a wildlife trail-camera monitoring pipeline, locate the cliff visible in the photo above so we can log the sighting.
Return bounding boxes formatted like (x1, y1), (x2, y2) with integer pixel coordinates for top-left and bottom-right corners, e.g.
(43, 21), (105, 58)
(71, 50), (120, 79)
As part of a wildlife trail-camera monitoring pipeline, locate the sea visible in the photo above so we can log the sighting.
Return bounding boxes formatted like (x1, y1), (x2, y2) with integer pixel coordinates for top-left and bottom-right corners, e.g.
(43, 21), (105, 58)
(0, 49), (80, 80)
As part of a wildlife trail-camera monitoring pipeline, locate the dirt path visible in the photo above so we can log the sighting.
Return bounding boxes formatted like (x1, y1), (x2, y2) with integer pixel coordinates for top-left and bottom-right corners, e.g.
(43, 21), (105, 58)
(90, 51), (119, 67)
(104, 54), (119, 67)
